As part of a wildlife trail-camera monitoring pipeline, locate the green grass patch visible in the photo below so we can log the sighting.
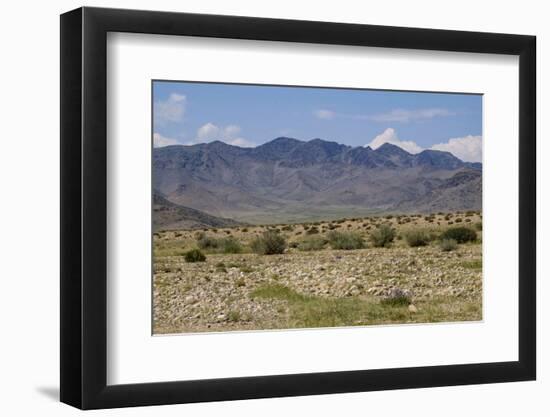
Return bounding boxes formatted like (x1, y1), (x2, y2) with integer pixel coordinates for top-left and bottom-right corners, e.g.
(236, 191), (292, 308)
(248, 284), (482, 329)
(460, 259), (482, 270)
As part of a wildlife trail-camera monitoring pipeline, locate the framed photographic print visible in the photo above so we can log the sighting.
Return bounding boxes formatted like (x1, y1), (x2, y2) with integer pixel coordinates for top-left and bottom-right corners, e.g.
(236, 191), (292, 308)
(60, 6), (536, 409)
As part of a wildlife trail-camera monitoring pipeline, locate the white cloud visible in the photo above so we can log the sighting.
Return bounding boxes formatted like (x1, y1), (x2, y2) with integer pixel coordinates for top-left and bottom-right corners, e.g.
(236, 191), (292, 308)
(367, 108), (453, 123)
(194, 122), (255, 147)
(366, 128), (482, 162)
(153, 132), (180, 148)
(196, 122), (220, 140)
(366, 128), (423, 154)
(154, 93), (186, 126)
(313, 109), (335, 120)
(431, 135), (482, 162)
(228, 137), (256, 147)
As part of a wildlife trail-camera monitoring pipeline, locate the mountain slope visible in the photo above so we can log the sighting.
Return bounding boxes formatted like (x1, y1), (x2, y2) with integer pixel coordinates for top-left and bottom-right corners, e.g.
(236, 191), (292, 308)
(153, 138), (481, 224)
(153, 193), (243, 231)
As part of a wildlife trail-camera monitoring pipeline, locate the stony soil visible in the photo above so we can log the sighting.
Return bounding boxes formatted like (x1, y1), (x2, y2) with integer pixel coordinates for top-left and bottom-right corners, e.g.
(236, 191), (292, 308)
(153, 212), (482, 334)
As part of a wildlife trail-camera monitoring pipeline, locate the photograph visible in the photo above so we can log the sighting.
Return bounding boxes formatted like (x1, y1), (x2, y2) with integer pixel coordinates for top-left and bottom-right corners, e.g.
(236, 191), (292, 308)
(152, 81), (483, 334)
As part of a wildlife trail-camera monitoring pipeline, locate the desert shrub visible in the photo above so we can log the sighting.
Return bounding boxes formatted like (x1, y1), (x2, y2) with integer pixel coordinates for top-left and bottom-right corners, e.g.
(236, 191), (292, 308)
(281, 224), (294, 231)
(455, 217), (463, 223)
(405, 230), (431, 247)
(474, 222), (483, 231)
(251, 230), (286, 255)
(227, 310), (242, 322)
(184, 249), (206, 263)
(241, 227), (248, 232)
(306, 226), (320, 235)
(197, 234), (220, 250)
(197, 235), (241, 253)
(221, 237), (242, 254)
(369, 225), (396, 248)
(381, 288), (411, 306)
(440, 226), (477, 244)
(439, 238), (458, 252)
(298, 236), (327, 251)
(327, 231), (365, 250)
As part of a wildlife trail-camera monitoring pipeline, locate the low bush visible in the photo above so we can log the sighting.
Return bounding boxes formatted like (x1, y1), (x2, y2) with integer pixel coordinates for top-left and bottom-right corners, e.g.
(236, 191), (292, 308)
(197, 235), (242, 253)
(184, 249), (206, 263)
(306, 226), (320, 235)
(297, 235), (327, 251)
(369, 225), (396, 248)
(439, 238), (458, 252)
(327, 231), (365, 250)
(440, 226), (477, 244)
(405, 230), (431, 247)
(251, 230), (286, 255)
(197, 234), (220, 250)
(221, 237), (242, 254)
(380, 288), (411, 306)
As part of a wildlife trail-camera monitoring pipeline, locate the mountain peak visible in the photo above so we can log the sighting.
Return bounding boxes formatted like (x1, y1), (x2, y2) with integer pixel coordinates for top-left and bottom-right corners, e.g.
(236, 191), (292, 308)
(268, 136), (302, 145)
(415, 149), (463, 169)
(251, 137), (302, 160)
(375, 142), (411, 155)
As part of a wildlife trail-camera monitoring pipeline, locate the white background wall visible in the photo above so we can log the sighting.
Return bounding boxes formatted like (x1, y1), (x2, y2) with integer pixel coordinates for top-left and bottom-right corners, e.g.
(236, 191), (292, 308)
(0, 0), (545, 415)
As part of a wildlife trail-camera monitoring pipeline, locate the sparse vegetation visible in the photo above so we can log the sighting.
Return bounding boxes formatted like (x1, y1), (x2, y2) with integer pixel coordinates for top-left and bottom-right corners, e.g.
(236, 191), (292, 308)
(439, 238), (458, 252)
(154, 210), (482, 334)
(380, 289), (411, 306)
(297, 235), (327, 251)
(440, 226), (477, 244)
(461, 259), (482, 270)
(369, 224), (396, 248)
(251, 230), (287, 255)
(197, 235), (242, 253)
(184, 249), (206, 263)
(405, 230), (431, 247)
(220, 237), (242, 254)
(327, 231), (365, 250)
(227, 310), (242, 322)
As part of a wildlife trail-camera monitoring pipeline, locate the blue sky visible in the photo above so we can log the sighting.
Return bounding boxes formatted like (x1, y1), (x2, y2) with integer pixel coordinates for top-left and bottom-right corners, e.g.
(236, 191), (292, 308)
(153, 81), (483, 162)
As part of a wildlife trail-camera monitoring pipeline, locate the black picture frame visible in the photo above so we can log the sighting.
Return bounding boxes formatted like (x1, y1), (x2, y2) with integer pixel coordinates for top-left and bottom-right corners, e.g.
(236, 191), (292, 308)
(60, 6), (536, 410)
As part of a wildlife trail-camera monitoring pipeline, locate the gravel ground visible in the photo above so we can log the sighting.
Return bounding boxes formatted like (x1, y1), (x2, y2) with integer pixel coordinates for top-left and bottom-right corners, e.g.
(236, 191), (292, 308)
(153, 244), (482, 334)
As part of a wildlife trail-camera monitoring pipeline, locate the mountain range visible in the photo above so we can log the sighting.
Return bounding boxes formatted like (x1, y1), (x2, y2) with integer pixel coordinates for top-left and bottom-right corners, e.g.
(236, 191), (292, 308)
(153, 137), (482, 229)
